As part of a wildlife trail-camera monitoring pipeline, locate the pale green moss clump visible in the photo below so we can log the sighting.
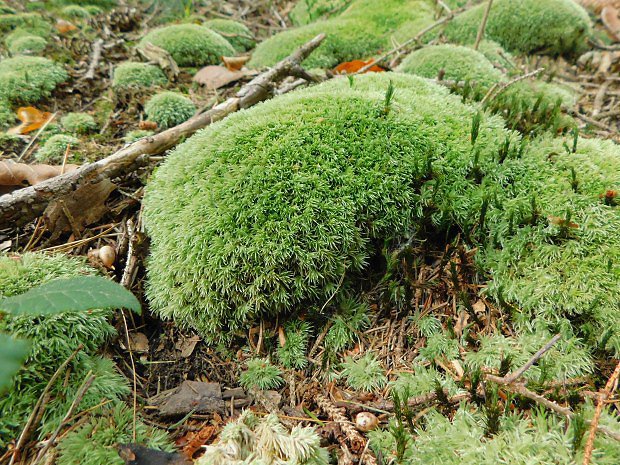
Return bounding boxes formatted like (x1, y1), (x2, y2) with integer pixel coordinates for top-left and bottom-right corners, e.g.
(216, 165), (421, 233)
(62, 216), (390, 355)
(203, 18), (255, 52)
(61, 112), (97, 134)
(0, 253), (128, 449)
(60, 5), (91, 19)
(111, 62), (167, 91)
(249, 0), (436, 68)
(144, 91), (196, 129)
(289, 0), (352, 26)
(6, 33), (46, 55)
(444, 0), (592, 55)
(123, 129), (154, 143)
(139, 24), (235, 67)
(0, 13), (51, 37)
(0, 56), (67, 104)
(0, 99), (14, 128)
(34, 134), (80, 163)
(398, 44), (503, 89)
(143, 73), (512, 341)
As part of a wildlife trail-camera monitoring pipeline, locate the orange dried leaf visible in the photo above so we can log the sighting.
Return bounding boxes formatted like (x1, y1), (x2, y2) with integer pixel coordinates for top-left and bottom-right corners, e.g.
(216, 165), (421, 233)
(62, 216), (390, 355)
(333, 59), (385, 75)
(139, 120), (158, 130)
(8, 107), (53, 135)
(55, 19), (77, 34)
(222, 55), (250, 71)
(547, 215), (579, 229)
(0, 160), (78, 194)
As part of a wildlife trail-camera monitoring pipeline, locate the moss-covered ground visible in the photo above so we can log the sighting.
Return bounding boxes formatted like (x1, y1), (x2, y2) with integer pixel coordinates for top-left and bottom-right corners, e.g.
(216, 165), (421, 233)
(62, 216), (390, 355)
(0, 0), (619, 464)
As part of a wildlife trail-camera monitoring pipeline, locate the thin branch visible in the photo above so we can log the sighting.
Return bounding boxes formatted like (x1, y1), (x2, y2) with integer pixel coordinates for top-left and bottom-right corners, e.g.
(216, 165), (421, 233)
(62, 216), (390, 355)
(502, 333), (561, 383)
(480, 67), (544, 105)
(473, 0), (493, 50)
(83, 38), (104, 80)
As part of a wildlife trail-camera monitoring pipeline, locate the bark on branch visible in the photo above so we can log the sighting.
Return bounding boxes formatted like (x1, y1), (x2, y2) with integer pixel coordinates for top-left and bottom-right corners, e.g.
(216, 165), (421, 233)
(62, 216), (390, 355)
(0, 34), (326, 228)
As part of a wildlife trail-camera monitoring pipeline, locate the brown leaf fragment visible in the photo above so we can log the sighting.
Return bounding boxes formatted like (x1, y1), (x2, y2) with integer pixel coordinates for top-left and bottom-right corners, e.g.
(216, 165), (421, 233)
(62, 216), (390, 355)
(8, 107), (54, 135)
(222, 55), (250, 71)
(55, 19), (78, 34)
(139, 120), (158, 130)
(193, 65), (246, 90)
(150, 380), (226, 417)
(0, 160), (78, 194)
(43, 178), (116, 240)
(175, 335), (201, 358)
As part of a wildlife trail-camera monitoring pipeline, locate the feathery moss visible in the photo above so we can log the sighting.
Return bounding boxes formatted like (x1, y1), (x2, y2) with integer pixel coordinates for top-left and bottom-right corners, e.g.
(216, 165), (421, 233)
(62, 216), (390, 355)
(0, 56), (67, 104)
(143, 72), (513, 341)
(240, 358), (284, 391)
(341, 352), (387, 392)
(0, 253), (127, 449)
(61, 112), (97, 134)
(111, 62), (168, 91)
(249, 0), (436, 68)
(57, 404), (173, 465)
(144, 91), (196, 129)
(444, 0), (592, 56)
(34, 134), (80, 164)
(398, 44), (503, 90)
(203, 18), (255, 52)
(139, 24), (235, 67)
(6, 33), (46, 55)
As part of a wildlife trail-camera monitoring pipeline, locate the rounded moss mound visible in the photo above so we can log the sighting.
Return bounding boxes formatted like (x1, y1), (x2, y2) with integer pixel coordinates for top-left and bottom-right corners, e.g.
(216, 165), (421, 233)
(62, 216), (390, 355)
(0, 13), (51, 37)
(35, 134), (80, 163)
(61, 5), (91, 19)
(61, 112), (97, 134)
(0, 253), (127, 448)
(143, 72), (512, 341)
(139, 24), (235, 67)
(0, 56), (67, 104)
(398, 44), (503, 89)
(144, 91), (196, 129)
(289, 0), (352, 26)
(249, 0), (436, 68)
(444, 0), (592, 55)
(203, 18), (255, 52)
(111, 62), (167, 91)
(7, 34), (46, 55)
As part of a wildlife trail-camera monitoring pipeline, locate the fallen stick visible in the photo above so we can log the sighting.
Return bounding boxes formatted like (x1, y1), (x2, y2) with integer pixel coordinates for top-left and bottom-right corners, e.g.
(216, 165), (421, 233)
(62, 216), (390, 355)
(0, 33), (326, 228)
(83, 38), (104, 80)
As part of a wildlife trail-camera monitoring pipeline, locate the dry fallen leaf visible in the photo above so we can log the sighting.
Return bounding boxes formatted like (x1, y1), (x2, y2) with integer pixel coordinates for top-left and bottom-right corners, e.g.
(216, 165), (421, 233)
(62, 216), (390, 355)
(8, 107), (54, 135)
(193, 65), (247, 90)
(175, 335), (201, 358)
(55, 19), (78, 34)
(139, 120), (158, 130)
(0, 160), (78, 194)
(547, 215), (580, 229)
(333, 59), (386, 75)
(222, 55), (250, 71)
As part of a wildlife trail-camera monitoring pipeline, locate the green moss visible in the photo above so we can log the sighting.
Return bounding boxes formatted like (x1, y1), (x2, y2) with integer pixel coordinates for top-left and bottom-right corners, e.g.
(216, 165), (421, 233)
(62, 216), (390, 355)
(123, 129), (154, 143)
(0, 99), (14, 129)
(111, 62), (168, 91)
(144, 91), (196, 129)
(34, 134), (80, 163)
(139, 24), (235, 67)
(0, 253), (127, 448)
(203, 19), (255, 52)
(61, 112), (97, 134)
(7, 34), (46, 55)
(249, 0), (436, 69)
(0, 13), (51, 37)
(57, 403), (173, 465)
(444, 0), (592, 56)
(51, 0), (117, 8)
(143, 73), (512, 341)
(289, 0), (352, 26)
(0, 56), (67, 105)
(60, 5), (91, 19)
(475, 40), (515, 69)
(397, 44), (503, 90)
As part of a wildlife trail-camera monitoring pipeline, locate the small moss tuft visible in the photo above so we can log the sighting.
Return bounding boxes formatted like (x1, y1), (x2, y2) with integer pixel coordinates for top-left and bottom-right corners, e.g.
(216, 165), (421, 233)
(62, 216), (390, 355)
(0, 13), (51, 37)
(144, 91), (196, 129)
(203, 18), (255, 52)
(239, 358), (284, 391)
(289, 0), (352, 26)
(0, 56), (67, 105)
(61, 112), (97, 134)
(444, 0), (592, 56)
(6, 33), (46, 55)
(34, 134), (80, 164)
(111, 62), (168, 91)
(60, 5), (91, 19)
(139, 24), (235, 67)
(123, 129), (154, 143)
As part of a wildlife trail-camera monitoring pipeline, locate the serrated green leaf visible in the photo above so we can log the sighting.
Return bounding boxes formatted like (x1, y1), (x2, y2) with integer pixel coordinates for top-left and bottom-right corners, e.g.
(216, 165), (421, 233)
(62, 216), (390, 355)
(0, 276), (141, 316)
(0, 333), (30, 392)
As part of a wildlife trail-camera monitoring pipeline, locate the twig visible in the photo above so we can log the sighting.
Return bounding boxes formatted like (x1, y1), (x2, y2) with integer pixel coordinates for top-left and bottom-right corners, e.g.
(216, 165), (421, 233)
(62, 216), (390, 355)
(502, 334), (561, 383)
(354, 6), (469, 74)
(83, 38), (104, 80)
(0, 34), (327, 228)
(582, 359), (620, 464)
(10, 344), (84, 465)
(480, 67), (544, 105)
(473, 0), (494, 50)
(31, 372), (96, 465)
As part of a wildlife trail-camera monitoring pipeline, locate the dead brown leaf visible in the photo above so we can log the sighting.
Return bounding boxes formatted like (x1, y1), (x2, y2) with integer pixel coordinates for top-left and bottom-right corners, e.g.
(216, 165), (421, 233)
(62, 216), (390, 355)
(222, 55), (250, 71)
(0, 160), (78, 194)
(55, 19), (77, 34)
(139, 120), (158, 130)
(193, 65), (247, 90)
(175, 335), (201, 358)
(8, 107), (54, 135)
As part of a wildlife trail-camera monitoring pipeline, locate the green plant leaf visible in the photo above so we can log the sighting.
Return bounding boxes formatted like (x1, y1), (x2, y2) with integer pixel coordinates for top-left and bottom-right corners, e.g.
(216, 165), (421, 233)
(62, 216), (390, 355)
(0, 276), (141, 316)
(0, 333), (30, 392)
